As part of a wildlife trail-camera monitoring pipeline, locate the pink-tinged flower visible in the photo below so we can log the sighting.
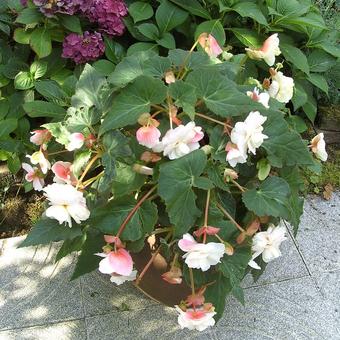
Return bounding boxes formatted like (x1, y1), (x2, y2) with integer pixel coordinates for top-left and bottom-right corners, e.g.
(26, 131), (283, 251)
(198, 33), (223, 58)
(110, 270), (137, 285)
(178, 234), (225, 272)
(248, 224), (287, 270)
(66, 133), (85, 151)
(165, 71), (176, 84)
(175, 305), (216, 331)
(85, 134), (96, 149)
(267, 71), (294, 103)
(194, 226), (220, 238)
(97, 248), (133, 276)
(22, 163), (44, 191)
(30, 129), (52, 146)
(245, 33), (281, 66)
(247, 87), (270, 108)
(140, 151), (161, 163)
(154, 122), (204, 160)
(225, 142), (247, 168)
(310, 133), (328, 161)
(44, 183), (90, 227)
(136, 126), (161, 148)
(162, 267), (182, 285)
(26, 150), (51, 174)
(52, 161), (77, 185)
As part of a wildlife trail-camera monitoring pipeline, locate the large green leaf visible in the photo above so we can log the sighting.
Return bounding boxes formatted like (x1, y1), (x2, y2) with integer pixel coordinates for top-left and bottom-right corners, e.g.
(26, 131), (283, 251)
(89, 196), (158, 241)
(158, 150), (206, 236)
(128, 2), (154, 23)
(169, 0), (211, 19)
(0, 118), (18, 139)
(308, 49), (337, 73)
(231, 2), (267, 25)
(242, 176), (291, 217)
(19, 219), (82, 248)
(195, 20), (226, 46)
(100, 76), (167, 134)
(156, 0), (188, 33)
(307, 73), (328, 94)
(30, 27), (52, 58)
(281, 43), (309, 74)
(230, 28), (262, 48)
(23, 100), (66, 118)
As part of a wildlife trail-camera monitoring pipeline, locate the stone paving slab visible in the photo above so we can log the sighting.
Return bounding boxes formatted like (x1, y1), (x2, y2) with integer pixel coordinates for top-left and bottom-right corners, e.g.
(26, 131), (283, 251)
(0, 237), (84, 331)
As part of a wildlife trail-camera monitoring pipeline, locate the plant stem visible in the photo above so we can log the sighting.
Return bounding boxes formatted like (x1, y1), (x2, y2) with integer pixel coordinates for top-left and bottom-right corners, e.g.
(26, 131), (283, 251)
(151, 227), (173, 236)
(216, 202), (245, 233)
(189, 268), (195, 296)
(151, 104), (166, 112)
(76, 154), (100, 189)
(231, 179), (246, 192)
(177, 40), (199, 80)
(195, 112), (233, 128)
(82, 170), (104, 188)
(116, 186), (157, 238)
(203, 189), (210, 227)
(48, 150), (70, 156)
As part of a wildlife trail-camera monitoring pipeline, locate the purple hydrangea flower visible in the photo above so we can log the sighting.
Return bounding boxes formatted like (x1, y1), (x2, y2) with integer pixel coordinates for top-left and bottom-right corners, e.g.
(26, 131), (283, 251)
(81, 0), (127, 36)
(20, 0), (28, 6)
(33, 0), (83, 17)
(62, 31), (105, 64)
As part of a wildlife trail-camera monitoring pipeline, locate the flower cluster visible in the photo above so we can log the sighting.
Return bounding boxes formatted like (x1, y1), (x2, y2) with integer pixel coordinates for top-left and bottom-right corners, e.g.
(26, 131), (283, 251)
(31, 0), (83, 17)
(62, 31), (105, 64)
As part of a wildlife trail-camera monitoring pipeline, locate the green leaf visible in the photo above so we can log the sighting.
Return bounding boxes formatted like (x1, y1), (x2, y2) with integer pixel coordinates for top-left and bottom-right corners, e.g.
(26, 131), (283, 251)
(127, 42), (158, 56)
(137, 23), (159, 40)
(308, 49), (337, 73)
(280, 43), (309, 74)
(35, 79), (68, 104)
(92, 60), (115, 76)
(16, 7), (43, 24)
(7, 154), (21, 174)
(71, 64), (107, 109)
(0, 118), (18, 138)
(242, 176), (290, 218)
(156, 32), (176, 49)
(100, 76), (167, 134)
(90, 196), (158, 241)
(307, 73), (328, 94)
(257, 159), (271, 181)
(13, 28), (31, 44)
(23, 100), (66, 118)
(168, 80), (197, 119)
(156, 0), (188, 33)
(169, 0), (211, 19)
(128, 1), (154, 23)
(72, 150), (91, 177)
(104, 37), (125, 64)
(286, 115), (307, 133)
(30, 60), (48, 79)
(59, 14), (82, 33)
(14, 71), (34, 90)
(195, 19), (226, 46)
(302, 95), (317, 122)
(30, 27), (52, 58)
(66, 106), (101, 130)
(193, 176), (214, 190)
(230, 28), (262, 48)
(292, 81), (308, 110)
(55, 234), (86, 262)
(232, 2), (267, 25)
(158, 150), (206, 236)
(19, 219), (82, 248)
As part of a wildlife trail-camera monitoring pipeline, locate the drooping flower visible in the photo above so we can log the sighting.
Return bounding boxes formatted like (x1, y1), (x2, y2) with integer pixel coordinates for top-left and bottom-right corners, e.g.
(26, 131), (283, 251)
(248, 224), (287, 270)
(247, 87), (270, 108)
(66, 133), (85, 151)
(198, 33), (223, 58)
(43, 183), (90, 227)
(162, 267), (182, 285)
(310, 133), (328, 161)
(30, 129), (52, 146)
(175, 305), (216, 331)
(136, 126), (161, 149)
(245, 33), (281, 66)
(154, 122), (204, 160)
(81, 0), (127, 37)
(178, 234), (225, 272)
(110, 270), (137, 285)
(225, 142), (248, 168)
(51, 161), (77, 185)
(231, 111), (268, 156)
(267, 71), (294, 103)
(97, 248), (133, 276)
(62, 32), (105, 64)
(26, 150), (51, 174)
(22, 163), (45, 191)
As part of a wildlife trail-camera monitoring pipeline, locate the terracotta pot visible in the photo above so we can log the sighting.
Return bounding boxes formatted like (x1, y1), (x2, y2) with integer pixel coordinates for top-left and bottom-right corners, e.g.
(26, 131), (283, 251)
(131, 241), (191, 307)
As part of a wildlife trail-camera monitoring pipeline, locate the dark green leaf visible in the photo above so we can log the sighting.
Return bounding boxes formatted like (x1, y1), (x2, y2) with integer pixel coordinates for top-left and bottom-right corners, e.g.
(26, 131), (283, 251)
(128, 1), (154, 23)
(307, 73), (328, 94)
(23, 100), (66, 118)
(30, 27), (52, 58)
(156, 0), (188, 33)
(169, 0), (211, 19)
(0, 118), (18, 138)
(232, 2), (267, 25)
(195, 19), (226, 46)
(59, 14), (82, 33)
(281, 43), (309, 74)
(16, 7), (43, 24)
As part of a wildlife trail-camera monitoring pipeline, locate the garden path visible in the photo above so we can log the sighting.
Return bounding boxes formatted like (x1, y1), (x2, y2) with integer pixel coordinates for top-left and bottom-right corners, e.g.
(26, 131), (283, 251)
(0, 193), (339, 340)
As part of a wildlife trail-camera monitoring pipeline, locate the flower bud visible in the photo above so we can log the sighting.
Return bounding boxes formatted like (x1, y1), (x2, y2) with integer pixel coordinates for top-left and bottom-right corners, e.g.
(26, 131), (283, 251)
(224, 168), (238, 181)
(165, 71), (176, 84)
(225, 242), (234, 256)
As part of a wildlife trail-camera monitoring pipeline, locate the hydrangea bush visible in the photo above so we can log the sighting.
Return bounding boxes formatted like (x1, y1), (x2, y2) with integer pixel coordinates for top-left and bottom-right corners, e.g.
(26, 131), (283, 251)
(0, 0), (336, 332)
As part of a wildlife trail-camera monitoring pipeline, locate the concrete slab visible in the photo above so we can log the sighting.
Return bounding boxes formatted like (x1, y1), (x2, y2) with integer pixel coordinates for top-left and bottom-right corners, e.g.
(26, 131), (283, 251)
(0, 237), (84, 331)
(291, 193), (340, 274)
(0, 320), (86, 340)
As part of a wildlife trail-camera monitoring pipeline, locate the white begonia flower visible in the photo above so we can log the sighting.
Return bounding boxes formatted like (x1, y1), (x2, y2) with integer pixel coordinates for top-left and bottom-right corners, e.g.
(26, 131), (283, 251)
(231, 111), (268, 155)
(178, 234), (225, 272)
(110, 270), (137, 285)
(247, 87), (270, 109)
(44, 183), (90, 227)
(310, 133), (328, 162)
(225, 142), (248, 168)
(22, 163), (45, 191)
(26, 150), (51, 174)
(175, 306), (216, 331)
(66, 133), (85, 151)
(245, 33), (281, 66)
(248, 224), (287, 270)
(153, 122), (204, 160)
(268, 71), (294, 103)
